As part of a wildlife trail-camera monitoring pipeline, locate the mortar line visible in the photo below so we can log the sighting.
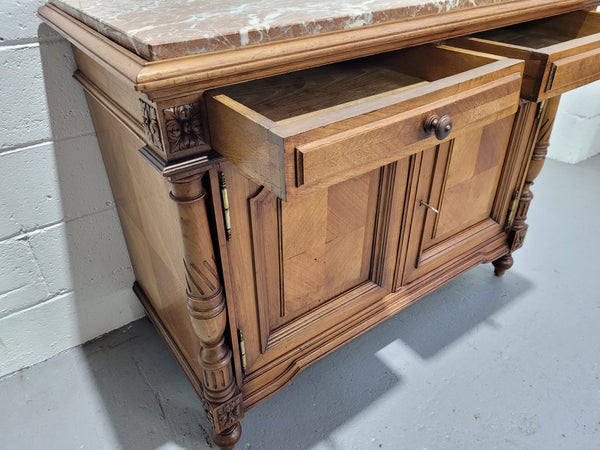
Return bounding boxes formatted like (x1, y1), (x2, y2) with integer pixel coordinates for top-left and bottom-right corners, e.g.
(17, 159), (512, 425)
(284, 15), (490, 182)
(0, 35), (64, 48)
(0, 204), (117, 244)
(0, 132), (97, 156)
(0, 289), (74, 322)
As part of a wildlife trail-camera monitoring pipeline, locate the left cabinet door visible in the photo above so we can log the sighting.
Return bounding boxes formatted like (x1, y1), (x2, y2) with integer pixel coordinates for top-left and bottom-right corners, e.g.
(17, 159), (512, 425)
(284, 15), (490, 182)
(223, 161), (405, 406)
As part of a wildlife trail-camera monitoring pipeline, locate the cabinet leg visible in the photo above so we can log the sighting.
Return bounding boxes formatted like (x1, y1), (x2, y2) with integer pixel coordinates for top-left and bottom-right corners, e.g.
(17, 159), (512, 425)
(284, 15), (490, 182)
(492, 253), (513, 277)
(507, 96), (559, 253)
(212, 423), (242, 450)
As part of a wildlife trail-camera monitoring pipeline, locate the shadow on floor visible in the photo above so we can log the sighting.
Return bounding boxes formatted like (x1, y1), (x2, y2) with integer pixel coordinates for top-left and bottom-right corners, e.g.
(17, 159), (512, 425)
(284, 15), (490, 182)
(392, 265), (533, 359)
(80, 263), (531, 450)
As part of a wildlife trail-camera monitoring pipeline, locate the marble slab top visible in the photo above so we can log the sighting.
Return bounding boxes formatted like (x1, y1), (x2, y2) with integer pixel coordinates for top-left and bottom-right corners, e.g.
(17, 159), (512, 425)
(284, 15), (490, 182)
(51, 0), (514, 61)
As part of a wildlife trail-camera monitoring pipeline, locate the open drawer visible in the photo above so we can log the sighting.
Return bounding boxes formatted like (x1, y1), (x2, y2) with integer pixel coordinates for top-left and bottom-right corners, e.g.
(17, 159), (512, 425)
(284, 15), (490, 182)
(206, 45), (523, 200)
(450, 10), (600, 102)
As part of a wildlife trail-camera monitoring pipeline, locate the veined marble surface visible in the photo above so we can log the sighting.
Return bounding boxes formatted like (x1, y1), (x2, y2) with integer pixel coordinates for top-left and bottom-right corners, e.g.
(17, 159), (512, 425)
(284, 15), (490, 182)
(52, 0), (510, 60)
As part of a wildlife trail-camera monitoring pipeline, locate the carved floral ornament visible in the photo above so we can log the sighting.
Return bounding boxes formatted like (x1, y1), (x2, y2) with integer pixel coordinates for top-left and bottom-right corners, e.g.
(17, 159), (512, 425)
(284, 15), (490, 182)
(140, 100), (162, 150)
(140, 100), (207, 155)
(201, 395), (244, 433)
(164, 102), (206, 154)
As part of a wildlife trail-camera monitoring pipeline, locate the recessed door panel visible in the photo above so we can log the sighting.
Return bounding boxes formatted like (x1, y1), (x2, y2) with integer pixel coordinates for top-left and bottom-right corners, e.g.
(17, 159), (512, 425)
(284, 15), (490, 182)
(434, 118), (510, 241)
(401, 115), (515, 285)
(249, 168), (389, 352)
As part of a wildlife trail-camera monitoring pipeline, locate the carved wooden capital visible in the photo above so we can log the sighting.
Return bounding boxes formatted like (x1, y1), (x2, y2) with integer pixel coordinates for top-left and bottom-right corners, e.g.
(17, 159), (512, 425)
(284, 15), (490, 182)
(140, 99), (163, 150)
(139, 97), (211, 162)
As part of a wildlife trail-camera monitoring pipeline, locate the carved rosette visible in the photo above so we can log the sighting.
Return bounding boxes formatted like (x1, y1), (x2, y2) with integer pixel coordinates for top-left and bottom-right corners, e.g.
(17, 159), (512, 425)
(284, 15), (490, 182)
(140, 99), (163, 150)
(168, 169), (243, 448)
(201, 394), (244, 433)
(508, 97), (559, 253)
(164, 102), (207, 154)
(508, 189), (532, 252)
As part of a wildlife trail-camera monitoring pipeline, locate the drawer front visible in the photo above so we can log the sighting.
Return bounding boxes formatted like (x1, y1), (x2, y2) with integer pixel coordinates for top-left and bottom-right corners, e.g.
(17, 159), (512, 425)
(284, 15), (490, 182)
(294, 72), (521, 189)
(207, 46), (524, 200)
(450, 11), (600, 101)
(547, 46), (600, 94)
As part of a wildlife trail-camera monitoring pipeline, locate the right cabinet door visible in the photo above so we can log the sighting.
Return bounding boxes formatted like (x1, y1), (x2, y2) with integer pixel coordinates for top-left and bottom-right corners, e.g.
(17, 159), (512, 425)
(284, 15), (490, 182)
(399, 111), (523, 286)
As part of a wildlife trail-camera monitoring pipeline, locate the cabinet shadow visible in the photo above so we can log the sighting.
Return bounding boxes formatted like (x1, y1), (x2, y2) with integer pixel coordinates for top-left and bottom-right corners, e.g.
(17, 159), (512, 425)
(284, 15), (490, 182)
(391, 264), (533, 359)
(76, 263), (531, 450)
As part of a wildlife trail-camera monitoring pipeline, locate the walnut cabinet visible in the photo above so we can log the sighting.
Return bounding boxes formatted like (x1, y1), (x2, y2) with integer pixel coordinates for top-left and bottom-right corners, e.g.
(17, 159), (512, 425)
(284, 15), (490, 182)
(211, 45), (529, 408)
(39, 3), (600, 449)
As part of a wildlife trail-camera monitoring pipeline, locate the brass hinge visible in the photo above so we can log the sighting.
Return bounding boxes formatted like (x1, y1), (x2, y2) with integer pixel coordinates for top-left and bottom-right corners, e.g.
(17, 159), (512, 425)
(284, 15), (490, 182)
(536, 99), (547, 120)
(546, 65), (557, 92)
(238, 329), (247, 374)
(219, 171), (232, 240)
(506, 189), (519, 229)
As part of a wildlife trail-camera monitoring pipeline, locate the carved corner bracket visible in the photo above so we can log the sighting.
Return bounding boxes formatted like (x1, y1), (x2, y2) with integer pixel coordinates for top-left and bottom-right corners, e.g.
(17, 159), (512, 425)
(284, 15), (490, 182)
(139, 97), (212, 162)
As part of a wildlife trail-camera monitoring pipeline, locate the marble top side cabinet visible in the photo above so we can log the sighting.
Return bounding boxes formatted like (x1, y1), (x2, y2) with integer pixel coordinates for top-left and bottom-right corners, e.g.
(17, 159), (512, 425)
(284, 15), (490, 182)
(40, 1), (600, 448)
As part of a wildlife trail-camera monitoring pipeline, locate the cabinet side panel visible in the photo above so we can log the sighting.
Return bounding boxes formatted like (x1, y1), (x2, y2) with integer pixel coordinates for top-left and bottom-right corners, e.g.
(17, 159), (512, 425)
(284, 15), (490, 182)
(84, 94), (204, 378)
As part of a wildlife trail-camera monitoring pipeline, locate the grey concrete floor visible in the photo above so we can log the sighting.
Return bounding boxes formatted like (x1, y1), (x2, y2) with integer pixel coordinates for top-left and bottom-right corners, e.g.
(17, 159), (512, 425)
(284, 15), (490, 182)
(1, 156), (599, 450)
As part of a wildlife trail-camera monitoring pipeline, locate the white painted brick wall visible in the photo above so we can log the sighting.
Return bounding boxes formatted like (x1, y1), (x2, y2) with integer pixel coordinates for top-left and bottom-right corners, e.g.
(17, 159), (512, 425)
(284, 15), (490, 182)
(549, 81), (600, 163)
(0, 1), (143, 378)
(549, 5), (600, 163)
(0, 3), (598, 379)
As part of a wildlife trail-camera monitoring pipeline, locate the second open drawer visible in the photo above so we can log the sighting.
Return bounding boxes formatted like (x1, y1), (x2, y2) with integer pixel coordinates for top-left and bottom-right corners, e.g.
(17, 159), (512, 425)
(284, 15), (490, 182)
(450, 10), (600, 102)
(206, 45), (523, 200)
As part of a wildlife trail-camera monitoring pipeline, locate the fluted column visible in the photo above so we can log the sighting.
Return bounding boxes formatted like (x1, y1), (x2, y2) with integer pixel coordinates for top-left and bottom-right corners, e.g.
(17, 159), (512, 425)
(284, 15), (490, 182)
(508, 96), (560, 253)
(168, 168), (243, 450)
(494, 96), (560, 276)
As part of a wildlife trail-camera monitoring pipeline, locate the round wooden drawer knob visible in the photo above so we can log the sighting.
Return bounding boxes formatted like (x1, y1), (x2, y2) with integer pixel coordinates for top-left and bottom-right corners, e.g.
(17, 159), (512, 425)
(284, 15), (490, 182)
(424, 115), (453, 140)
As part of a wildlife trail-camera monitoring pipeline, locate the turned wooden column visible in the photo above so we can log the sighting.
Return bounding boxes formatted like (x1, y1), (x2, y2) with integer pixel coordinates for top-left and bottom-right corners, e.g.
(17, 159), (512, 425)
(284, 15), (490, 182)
(509, 96), (560, 251)
(494, 96), (560, 276)
(168, 168), (243, 450)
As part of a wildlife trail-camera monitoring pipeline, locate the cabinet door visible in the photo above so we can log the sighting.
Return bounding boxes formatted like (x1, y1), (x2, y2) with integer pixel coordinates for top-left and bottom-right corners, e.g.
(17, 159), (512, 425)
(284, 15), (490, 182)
(247, 166), (400, 353)
(399, 113), (519, 286)
(224, 160), (409, 406)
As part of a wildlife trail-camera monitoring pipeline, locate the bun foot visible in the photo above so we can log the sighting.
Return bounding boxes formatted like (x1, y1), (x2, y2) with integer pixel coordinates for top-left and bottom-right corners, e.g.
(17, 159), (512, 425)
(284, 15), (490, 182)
(212, 423), (242, 450)
(492, 254), (514, 277)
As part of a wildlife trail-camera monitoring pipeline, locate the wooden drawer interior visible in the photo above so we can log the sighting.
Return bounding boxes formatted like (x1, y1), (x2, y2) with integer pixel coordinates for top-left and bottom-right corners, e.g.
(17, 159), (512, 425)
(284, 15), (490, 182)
(206, 45), (523, 200)
(451, 11), (600, 101)
(218, 59), (425, 123)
